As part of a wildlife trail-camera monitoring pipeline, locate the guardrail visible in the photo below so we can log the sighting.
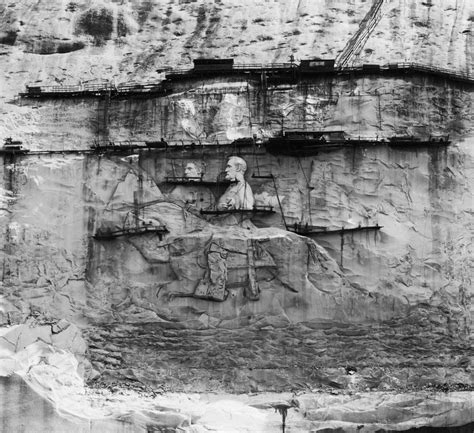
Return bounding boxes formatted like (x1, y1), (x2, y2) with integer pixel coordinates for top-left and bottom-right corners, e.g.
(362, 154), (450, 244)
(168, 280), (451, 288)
(167, 62), (296, 76)
(343, 62), (472, 82)
(168, 61), (473, 82)
(89, 138), (253, 150)
(21, 82), (170, 97)
(3, 133), (452, 157)
(20, 61), (473, 98)
(91, 140), (148, 149)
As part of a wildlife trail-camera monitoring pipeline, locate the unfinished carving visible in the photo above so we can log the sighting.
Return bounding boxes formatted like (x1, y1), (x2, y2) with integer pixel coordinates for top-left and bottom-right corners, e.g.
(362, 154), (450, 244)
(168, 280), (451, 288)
(217, 156), (254, 210)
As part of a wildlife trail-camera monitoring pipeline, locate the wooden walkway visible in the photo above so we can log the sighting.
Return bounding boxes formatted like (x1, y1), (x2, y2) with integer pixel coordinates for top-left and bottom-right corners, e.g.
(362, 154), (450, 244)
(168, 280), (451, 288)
(18, 62), (473, 100)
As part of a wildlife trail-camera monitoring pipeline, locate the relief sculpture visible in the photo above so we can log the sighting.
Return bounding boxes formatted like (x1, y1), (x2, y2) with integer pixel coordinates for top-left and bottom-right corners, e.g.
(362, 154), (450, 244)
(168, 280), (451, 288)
(169, 161), (215, 210)
(93, 155), (282, 303)
(193, 238), (268, 302)
(217, 156), (254, 210)
(192, 156), (262, 301)
(193, 240), (229, 301)
(183, 161), (202, 180)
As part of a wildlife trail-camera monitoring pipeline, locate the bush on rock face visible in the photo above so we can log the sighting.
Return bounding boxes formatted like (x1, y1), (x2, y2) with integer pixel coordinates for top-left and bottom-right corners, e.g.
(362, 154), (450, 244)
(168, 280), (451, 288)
(0, 30), (18, 45)
(75, 7), (128, 45)
(76, 8), (113, 44)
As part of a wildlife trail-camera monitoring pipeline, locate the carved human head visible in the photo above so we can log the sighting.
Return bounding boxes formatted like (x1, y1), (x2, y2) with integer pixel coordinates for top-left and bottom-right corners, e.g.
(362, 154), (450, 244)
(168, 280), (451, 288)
(225, 156), (247, 181)
(184, 161), (203, 179)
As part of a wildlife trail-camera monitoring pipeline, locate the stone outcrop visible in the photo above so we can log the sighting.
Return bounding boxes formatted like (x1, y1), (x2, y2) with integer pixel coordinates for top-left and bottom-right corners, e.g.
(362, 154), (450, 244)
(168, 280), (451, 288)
(0, 322), (472, 432)
(0, 0), (473, 431)
(0, 143), (471, 395)
(1, 1), (472, 95)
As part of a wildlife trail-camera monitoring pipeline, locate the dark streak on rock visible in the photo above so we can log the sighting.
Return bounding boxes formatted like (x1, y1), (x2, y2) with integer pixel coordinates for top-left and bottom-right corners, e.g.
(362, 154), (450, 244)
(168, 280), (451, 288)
(375, 421), (474, 433)
(0, 30), (17, 45)
(23, 40), (85, 55)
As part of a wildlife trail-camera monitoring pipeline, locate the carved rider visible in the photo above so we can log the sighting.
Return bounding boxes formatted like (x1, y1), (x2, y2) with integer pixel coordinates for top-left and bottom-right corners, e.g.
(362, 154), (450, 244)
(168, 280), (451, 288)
(184, 161), (202, 181)
(169, 161), (214, 209)
(217, 156), (254, 210)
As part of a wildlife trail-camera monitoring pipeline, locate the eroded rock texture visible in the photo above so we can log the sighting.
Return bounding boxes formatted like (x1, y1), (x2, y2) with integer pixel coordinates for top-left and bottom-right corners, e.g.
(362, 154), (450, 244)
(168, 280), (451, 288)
(0, 0), (473, 431)
(1, 140), (471, 392)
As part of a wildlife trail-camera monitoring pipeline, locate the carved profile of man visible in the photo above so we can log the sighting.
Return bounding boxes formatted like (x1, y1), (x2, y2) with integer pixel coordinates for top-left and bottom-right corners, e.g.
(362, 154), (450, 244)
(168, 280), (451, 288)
(184, 161), (203, 181)
(217, 156), (254, 210)
(169, 161), (214, 209)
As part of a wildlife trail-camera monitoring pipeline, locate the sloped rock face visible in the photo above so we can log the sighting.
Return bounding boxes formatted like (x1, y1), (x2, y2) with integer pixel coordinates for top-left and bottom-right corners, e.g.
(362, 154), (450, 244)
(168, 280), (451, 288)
(0, 319), (472, 431)
(0, 0), (472, 92)
(0, 0), (473, 431)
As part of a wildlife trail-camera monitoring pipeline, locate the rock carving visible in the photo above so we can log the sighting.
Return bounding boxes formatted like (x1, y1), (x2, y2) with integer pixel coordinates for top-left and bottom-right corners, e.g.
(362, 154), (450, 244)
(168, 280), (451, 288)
(184, 161), (203, 180)
(193, 238), (268, 302)
(193, 240), (229, 301)
(170, 161), (214, 210)
(217, 156), (254, 210)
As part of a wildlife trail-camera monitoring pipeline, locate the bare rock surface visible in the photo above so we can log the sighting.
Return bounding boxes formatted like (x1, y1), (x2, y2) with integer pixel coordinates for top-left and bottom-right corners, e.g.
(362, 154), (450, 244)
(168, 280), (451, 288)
(0, 0), (473, 431)
(0, 327), (472, 432)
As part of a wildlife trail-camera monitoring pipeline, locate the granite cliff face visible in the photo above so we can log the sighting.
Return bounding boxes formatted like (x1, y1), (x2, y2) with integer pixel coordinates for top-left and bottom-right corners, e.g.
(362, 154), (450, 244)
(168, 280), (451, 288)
(0, 1), (473, 432)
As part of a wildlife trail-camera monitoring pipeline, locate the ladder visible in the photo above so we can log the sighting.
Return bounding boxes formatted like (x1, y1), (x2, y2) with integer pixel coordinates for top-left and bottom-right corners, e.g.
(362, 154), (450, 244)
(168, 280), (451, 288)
(336, 0), (384, 68)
